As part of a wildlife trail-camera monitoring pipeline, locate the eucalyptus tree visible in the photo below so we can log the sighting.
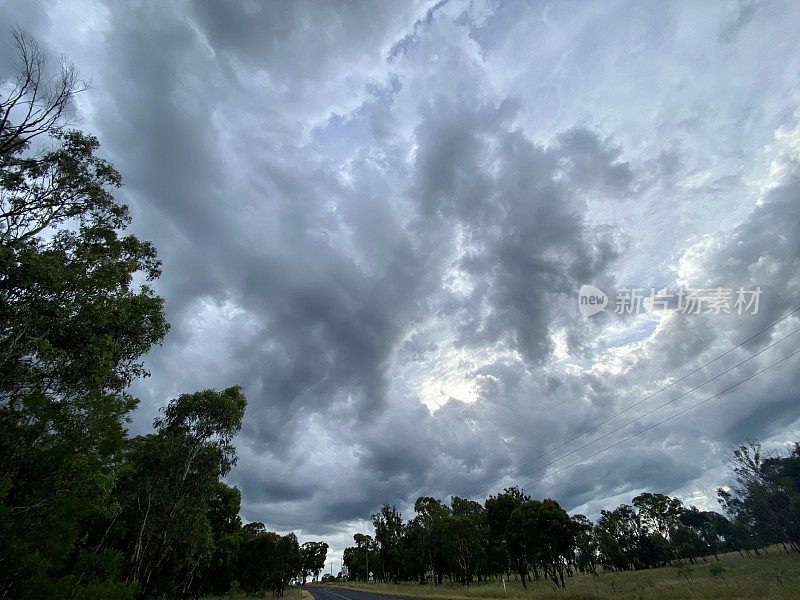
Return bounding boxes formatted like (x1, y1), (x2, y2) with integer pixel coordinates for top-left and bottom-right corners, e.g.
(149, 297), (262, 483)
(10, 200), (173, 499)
(445, 497), (487, 584)
(343, 533), (375, 581)
(238, 525), (300, 597)
(195, 482), (243, 596)
(372, 504), (403, 582)
(679, 507), (731, 561)
(570, 514), (598, 575)
(108, 387), (247, 597)
(0, 29), (167, 599)
(595, 505), (642, 571)
(413, 497), (450, 584)
(301, 541), (329, 583)
(507, 499), (574, 588)
(484, 487), (528, 578)
(718, 441), (800, 553)
(632, 492), (685, 539)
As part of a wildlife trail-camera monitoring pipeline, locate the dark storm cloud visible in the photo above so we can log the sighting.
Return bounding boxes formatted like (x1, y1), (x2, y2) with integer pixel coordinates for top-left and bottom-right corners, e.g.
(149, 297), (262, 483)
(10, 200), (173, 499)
(4, 0), (800, 559)
(408, 90), (623, 362)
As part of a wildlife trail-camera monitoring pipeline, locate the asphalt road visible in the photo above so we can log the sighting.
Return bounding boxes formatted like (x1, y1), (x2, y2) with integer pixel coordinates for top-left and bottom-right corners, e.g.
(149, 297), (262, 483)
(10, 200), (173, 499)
(307, 586), (408, 600)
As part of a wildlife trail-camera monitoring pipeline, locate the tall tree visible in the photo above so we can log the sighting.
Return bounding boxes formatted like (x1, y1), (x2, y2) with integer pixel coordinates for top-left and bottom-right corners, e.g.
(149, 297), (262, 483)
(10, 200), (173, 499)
(195, 482), (243, 596)
(238, 524), (276, 594)
(273, 533), (301, 597)
(0, 29), (167, 599)
(106, 387), (247, 597)
(238, 525), (300, 597)
(679, 507), (731, 560)
(400, 517), (429, 583)
(343, 533), (375, 582)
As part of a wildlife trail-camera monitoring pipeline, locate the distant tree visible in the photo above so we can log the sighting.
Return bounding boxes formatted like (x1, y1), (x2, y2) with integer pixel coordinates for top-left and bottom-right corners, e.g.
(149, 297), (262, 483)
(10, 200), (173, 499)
(300, 541), (329, 583)
(413, 497), (450, 584)
(507, 499), (574, 588)
(238, 526), (300, 597)
(596, 505), (642, 571)
(342, 546), (362, 582)
(352, 442), (800, 589)
(400, 517), (428, 583)
(444, 498), (486, 585)
(679, 507), (731, 560)
(343, 533), (375, 582)
(484, 487), (528, 579)
(372, 504), (403, 582)
(632, 492), (684, 538)
(570, 514), (598, 575)
(670, 523), (706, 564)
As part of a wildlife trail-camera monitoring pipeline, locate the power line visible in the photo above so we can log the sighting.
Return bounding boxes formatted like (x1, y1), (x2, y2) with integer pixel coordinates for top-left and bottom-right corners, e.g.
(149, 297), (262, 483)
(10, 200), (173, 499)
(516, 345), (800, 488)
(471, 306), (800, 497)
(476, 325), (800, 498)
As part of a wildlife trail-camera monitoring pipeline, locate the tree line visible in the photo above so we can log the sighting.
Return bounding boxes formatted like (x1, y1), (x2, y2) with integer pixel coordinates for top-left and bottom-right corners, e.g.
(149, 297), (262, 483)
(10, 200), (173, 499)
(343, 441), (800, 589)
(0, 30), (328, 599)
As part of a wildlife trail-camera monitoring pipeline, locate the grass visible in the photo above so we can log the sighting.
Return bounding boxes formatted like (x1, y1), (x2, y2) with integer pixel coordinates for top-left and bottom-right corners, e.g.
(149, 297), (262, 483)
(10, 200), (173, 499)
(203, 585), (313, 600)
(320, 547), (800, 599)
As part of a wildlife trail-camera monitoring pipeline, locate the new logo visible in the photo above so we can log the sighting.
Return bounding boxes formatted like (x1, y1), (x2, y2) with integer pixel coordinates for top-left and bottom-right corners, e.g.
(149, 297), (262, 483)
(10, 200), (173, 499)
(578, 284), (608, 317)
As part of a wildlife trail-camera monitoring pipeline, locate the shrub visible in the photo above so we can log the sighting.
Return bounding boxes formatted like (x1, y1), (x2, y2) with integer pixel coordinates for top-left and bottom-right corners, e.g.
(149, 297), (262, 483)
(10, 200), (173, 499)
(709, 563), (726, 577)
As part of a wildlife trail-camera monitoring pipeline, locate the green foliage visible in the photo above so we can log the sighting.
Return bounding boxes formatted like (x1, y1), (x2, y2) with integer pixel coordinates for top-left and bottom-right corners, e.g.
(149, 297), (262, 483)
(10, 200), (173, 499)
(709, 562), (726, 577)
(199, 483), (244, 595)
(484, 487), (527, 577)
(101, 387), (247, 598)
(443, 498), (486, 585)
(632, 492), (684, 538)
(372, 504), (403, 582)
(344, 533), (377, 582)
(238, 525), (300, 597)
(0, 28), (166, 600)
(717, 441), (800, 552)
(571, 514), (598, 575)
(0, 30), (296, 600)
(301, 540), (329, 583)
(506, 499), (574, 588)
(342, 444), (800, 591)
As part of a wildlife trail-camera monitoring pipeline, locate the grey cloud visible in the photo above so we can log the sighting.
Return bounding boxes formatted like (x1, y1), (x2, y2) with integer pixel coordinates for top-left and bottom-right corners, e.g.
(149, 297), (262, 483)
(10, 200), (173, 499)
(719, 0), (758, 44)
(5, 0), (800, 561)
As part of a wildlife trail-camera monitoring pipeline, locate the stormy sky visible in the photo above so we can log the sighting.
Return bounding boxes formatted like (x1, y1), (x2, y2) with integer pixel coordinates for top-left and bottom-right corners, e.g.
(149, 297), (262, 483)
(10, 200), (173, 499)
(3, 0), (800, 565)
